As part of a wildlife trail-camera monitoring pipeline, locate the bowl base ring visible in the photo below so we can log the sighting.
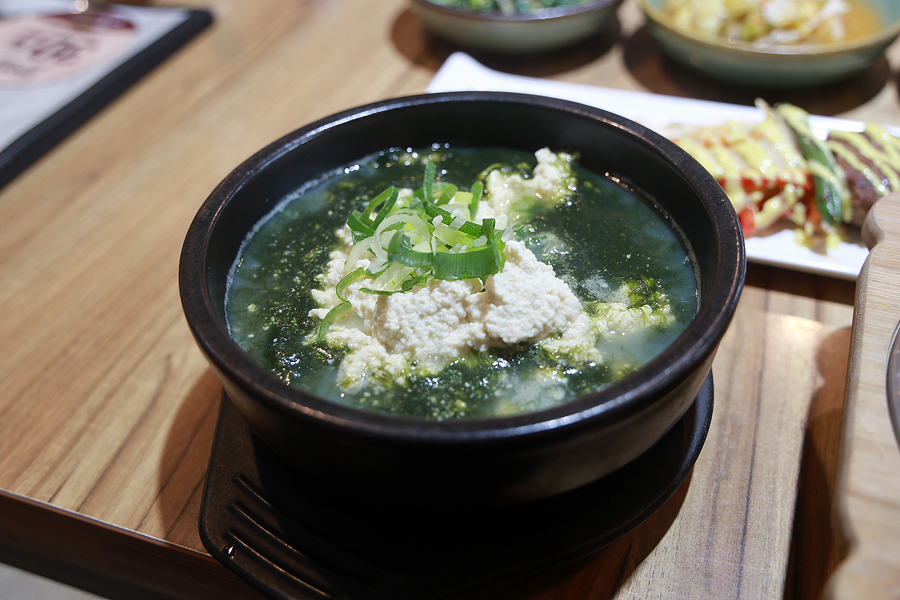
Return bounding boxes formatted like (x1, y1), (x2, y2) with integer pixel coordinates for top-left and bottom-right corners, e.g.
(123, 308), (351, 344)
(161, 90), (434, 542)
(198, 373), (713, 600)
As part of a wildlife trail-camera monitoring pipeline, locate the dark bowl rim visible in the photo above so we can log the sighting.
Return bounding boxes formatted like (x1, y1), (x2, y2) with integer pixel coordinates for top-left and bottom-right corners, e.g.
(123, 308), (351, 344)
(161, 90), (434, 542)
(408, 0), (623, 23)
(179, 91), (745, 444)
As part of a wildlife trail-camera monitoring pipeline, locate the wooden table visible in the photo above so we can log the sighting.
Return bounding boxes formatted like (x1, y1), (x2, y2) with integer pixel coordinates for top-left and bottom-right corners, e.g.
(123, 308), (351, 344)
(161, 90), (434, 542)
(0, 0), (896, 598)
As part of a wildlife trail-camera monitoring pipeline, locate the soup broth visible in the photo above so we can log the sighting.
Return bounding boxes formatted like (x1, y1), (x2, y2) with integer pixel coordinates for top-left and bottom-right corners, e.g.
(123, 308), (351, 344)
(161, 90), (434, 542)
(225, 146), (699, 420)
(839, 0), (881, 44)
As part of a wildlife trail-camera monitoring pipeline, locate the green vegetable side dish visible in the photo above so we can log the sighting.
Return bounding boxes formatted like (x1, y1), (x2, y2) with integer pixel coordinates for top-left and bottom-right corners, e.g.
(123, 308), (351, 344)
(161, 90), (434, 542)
(225, 146), (699, 420)
(426, 0), (596, 15)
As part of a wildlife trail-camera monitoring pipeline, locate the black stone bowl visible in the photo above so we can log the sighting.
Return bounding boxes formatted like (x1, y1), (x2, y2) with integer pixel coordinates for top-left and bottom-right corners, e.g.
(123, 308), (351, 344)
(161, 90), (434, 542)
(179, 92), (745, 506)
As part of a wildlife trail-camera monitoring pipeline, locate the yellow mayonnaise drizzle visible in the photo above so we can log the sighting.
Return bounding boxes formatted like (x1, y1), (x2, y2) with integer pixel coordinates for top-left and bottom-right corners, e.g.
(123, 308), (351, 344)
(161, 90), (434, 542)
(671, 102), (809, 231)
(827, 128), (900, 196)
(672, 98), (900, 240)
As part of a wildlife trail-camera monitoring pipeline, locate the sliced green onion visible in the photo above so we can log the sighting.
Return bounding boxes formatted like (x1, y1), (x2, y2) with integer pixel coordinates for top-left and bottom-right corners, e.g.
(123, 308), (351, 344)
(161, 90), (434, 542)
(433, 243), (504, 281)
(335, 267), (365, 301)
(436, 184), (458, 206)
(371, 262), (414, 291)
(423, 202), (483, 237)
(453, 191), (473, 205)
(317, 300), (351, 341)
(449, 212), (468, 229)
(346, 236), (375, 269)
(470, 181), (483, 216)
(358, 287), (395, 296)
(423, 162), (436, 201)
(369, 187), (400, 229)
(361, 269), (431, 296)
(478, 163), (505, 179)
(349, 187), (400, 238)
(347, 212), (376, 238)
(400, 272), (430, 291)
(387, 231), (434, 268)
(375, 211), (418, 238)
(366, 257), (388, 275)
(361, 186), (395, 220)
(433, 220), (465, 248)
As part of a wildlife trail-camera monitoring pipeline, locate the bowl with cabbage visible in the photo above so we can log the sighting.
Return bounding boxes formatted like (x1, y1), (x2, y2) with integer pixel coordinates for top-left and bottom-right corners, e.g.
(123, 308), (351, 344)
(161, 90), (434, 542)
(638, 0), (900, 86)
(179, 92), (745, 506)
(409, 0), (623, 51)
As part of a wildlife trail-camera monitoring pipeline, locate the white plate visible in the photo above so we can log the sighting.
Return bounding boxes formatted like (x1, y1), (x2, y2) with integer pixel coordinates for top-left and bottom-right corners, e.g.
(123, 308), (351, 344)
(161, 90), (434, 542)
(427, 52), (875, 280)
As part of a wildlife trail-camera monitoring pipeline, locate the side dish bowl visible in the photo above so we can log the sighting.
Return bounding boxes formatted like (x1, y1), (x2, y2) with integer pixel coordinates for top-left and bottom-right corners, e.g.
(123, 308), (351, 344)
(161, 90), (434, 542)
(179, 92), (745, 505)
(637, 0), (900, 87)
(409, 0), (623, 52)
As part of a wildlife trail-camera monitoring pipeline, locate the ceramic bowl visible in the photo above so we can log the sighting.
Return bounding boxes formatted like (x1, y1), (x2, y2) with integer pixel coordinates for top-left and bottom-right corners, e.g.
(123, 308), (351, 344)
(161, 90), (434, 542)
(409, 0), (623, 52)
(637, 0), (900, 87)
(179, 92), (745, 506)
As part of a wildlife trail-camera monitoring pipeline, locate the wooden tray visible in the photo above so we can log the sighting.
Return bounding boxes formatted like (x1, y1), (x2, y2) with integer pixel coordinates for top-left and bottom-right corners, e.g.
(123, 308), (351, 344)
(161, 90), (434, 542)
(828, 192), (900, 598)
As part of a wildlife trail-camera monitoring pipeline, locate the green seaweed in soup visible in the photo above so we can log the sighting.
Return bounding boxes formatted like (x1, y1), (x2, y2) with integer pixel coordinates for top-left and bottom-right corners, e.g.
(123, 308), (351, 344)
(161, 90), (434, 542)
(225, 146), (698, 420)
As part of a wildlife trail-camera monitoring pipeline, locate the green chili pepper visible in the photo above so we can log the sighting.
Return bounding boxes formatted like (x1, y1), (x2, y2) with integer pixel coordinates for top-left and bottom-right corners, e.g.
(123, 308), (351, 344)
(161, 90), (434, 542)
(776, 103), (846, 227)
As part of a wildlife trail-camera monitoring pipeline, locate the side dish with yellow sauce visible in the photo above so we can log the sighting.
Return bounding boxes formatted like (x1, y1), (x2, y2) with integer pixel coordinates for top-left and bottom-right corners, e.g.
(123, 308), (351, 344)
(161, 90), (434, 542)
(668, 100), (900, 244)
(663, 0), (880, 46)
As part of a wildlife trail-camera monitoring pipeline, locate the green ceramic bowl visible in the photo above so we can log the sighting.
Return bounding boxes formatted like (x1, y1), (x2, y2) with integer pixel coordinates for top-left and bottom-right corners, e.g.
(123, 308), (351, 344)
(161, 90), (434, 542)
(637, 0), (900, 87)
(409, 0), (624, 52)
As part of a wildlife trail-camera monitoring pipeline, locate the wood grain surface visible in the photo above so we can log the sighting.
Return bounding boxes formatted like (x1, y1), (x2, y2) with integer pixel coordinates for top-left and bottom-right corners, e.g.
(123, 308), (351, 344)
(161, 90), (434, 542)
(826, 194), (900, 600)
(0, 0), (893, 598)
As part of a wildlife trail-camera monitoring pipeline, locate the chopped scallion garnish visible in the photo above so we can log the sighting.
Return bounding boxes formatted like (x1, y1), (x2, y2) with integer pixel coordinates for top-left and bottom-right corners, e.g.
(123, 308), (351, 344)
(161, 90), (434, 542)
(470, 181), (483, 216)
(318, 301), (352, 341)
(336, 268), (365, 301)
(318, 161), (509, 338)
(436, 184), (458, 205)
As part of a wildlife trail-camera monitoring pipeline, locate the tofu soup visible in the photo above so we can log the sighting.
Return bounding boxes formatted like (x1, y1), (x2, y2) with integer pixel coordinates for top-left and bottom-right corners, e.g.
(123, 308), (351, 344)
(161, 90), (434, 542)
(225, 146), (699, 419)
